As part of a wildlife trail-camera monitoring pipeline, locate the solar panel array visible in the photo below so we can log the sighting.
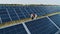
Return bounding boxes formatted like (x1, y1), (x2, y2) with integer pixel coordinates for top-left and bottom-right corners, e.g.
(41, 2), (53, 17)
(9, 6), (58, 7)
(0, 5), (60, 34)
(0, 6), (60, 23)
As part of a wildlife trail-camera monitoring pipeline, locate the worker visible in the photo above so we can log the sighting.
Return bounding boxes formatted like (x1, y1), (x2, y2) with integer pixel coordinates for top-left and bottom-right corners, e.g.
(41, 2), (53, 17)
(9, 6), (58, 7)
(31, 13), (37, 20)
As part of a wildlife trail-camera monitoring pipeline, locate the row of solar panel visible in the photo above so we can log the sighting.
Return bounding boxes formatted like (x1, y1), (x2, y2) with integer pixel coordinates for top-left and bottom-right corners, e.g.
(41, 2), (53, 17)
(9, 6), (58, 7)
(0, 14), (60, 34)
(25, 14), (60, 34)
(0, 6), (60, 23)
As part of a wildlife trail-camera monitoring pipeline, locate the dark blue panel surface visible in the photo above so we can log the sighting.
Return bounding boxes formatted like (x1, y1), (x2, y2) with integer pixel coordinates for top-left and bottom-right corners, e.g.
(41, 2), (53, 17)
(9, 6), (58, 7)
(0, 5), (60, 24)
(25, 18), (58, 34)
(0, 24), (27, 34)
(49, 14), (60, 28)
(0, 8), (11, 23)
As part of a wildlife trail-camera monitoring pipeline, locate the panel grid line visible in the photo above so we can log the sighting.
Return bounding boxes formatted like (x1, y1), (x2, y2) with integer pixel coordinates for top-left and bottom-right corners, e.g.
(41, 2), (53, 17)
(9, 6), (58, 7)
(38, 6), (46, 15)
(32, 7), (40, 16)
(36, 7), (45, 15)
(29, 7), (35, 13)
(22, 23), (31, 34)
(46, 16), (60, 30)
(29, 7), (43, 19)
(6, 8), (12, 21)
(24, 7), (30, 15)
(0, 17), (2, 24)
(19, 8), (26, 18)
(19, 8), (31, 34)
(55, 30), (60, 34)
(12, 8), (20, 20)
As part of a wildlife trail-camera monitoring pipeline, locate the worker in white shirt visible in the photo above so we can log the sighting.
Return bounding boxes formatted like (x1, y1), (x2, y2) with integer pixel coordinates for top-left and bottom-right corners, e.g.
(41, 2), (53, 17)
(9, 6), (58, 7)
(31, 13), (37, 20)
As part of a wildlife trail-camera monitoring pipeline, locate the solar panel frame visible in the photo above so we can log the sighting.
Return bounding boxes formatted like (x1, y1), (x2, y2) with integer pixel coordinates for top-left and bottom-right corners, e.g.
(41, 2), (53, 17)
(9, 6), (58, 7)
(0, 5), (60, 34)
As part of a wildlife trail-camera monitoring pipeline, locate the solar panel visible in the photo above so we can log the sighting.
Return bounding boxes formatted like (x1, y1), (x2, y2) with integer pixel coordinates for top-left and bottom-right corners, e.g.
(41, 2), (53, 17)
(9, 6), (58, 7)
(0, 24), (27, 34)
(25, 17), (58, 34)
(0, 5), (60, 23)
(0, 5), (60, 34)
(49, 14), (60, 28)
